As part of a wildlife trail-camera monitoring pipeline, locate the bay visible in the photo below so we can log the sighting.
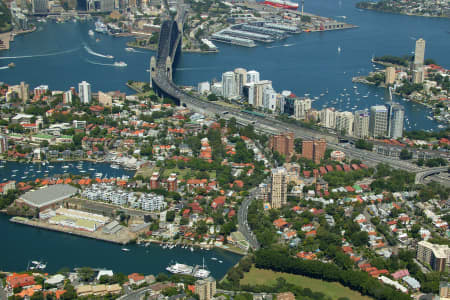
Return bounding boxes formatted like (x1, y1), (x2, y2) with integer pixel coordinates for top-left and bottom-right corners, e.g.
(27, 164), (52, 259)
(0, 214), (242, 277)
(0, 161), (135, 182)
(1, 0), (449, 130)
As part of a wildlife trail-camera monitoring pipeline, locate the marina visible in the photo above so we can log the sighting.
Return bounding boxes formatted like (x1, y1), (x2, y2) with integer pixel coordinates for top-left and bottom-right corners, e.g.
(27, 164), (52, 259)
(0, 214), (241, 277)
(0, 161), (135, 183)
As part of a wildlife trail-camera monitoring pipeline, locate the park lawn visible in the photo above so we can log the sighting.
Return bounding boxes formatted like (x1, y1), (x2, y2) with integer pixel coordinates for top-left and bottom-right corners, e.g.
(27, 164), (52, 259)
(241, 267), (373, 300)
(135, 166), (159, 178)
(163, 167), (216, 179)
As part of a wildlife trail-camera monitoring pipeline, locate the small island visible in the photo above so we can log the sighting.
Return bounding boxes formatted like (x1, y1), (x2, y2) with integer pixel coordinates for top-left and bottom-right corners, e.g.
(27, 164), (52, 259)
(356, 0), (450, 18)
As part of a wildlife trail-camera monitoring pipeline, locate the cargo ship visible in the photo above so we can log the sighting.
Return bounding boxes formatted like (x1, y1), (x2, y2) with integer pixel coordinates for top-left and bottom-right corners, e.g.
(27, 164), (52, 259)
(263, 0), (298, 10)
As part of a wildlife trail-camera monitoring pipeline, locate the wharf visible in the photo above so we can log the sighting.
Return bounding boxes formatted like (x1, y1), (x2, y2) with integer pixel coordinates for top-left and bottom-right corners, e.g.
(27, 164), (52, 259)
(306, 24), (359, 32)
(10, 216), (135, 245)
(0, 32), (12, 51)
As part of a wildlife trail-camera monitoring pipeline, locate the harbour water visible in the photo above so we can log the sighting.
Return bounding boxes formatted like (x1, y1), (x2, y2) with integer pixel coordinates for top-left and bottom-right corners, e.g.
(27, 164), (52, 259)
(1, 0), (449, 130)
(0, 214), (242, 277)
(0, 161), (135, 182)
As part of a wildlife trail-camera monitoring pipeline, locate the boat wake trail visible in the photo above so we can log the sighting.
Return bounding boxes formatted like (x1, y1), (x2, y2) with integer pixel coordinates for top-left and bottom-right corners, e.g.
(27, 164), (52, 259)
(83, 45), (113, 59)
(0, 47), (79, 60)
(283, 43), (295, 47)
(85, 59), (115, 66)
(0, 66), (9, 70)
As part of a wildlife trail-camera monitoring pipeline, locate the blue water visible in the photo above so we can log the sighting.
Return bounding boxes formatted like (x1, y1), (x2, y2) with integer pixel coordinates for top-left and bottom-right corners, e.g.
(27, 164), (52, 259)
(0, 214), (241, 277)
(0, 161), (241, 276)
(1, 0), (449, 130)
(0, 161), (135, 182)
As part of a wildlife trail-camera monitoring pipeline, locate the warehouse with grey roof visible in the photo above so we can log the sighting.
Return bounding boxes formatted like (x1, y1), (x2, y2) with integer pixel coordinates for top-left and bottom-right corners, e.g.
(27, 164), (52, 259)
(18, 184), (78, 211)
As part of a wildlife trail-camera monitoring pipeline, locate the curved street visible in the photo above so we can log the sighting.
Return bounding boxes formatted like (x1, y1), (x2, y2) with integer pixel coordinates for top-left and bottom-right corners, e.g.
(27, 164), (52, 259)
(238, 188), (260, 251)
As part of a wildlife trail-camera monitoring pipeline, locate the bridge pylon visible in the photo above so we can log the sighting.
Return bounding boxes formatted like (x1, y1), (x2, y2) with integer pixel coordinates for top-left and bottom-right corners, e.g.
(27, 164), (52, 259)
(165, 56), (172, 81)
(150, 56), (156, 88)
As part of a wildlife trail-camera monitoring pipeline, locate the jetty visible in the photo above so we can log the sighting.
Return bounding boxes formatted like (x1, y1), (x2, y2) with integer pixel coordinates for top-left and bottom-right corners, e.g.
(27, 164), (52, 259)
(10, 216), (135, 245)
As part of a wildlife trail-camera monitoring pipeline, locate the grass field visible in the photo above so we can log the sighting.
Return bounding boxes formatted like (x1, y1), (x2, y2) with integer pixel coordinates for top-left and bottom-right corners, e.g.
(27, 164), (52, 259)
(135, 166), (159, 178)
(241, 267), (373, 300)
(163, 167), (216, 179)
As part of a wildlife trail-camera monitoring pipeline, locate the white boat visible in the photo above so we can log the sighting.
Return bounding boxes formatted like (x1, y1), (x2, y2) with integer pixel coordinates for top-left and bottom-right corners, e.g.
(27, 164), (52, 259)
(88, 29), (94, 36)
(30, 260), (46, 270)
(193, 268), (210, 278)
(111, 164), (120, 169)
(106, 55), (114, 59)
(95, 173), (103, 178)
(125, 47), (135, 52)
(89, 168), (95, 171)
(211, 257), (217, 261)
(95, 21), (108, 33)
(190, 247), (194, 252)
(218, 260), (223, 263)
(62, 165), (69, 169)
(166, 263), (194, 275)
(114, 61), (127, 67)
(122, 248), (130, 252)
(337, 46), (341, 53)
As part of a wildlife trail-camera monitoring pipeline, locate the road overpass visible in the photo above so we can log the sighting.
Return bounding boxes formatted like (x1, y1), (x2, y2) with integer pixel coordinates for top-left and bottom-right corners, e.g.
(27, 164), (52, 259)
(415, 166), (449, 185)
(148, 9), (449, 186)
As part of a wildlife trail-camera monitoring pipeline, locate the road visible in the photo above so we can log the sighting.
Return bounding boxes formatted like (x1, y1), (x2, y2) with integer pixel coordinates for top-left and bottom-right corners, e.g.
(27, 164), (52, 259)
(237, 188), (260, 250)
(0, 281), (6, 300)
(415, 166), (449, 185)
(118, 286), (152, 300)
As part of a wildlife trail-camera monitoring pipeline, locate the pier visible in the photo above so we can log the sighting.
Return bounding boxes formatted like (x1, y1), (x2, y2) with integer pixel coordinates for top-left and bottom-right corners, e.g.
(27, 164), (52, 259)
(10, 216), (135, 245)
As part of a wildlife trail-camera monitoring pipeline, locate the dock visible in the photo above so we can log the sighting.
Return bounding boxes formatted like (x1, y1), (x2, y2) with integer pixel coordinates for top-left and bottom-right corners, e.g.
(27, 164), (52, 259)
(0, 32), (13, 51)
(10, 216), (135, 245)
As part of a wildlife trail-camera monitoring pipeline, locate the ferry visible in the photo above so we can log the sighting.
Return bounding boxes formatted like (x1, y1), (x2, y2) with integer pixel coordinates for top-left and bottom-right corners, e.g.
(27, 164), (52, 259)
(114, 61), (127, 67)
(95, 21), (108, 34)
(166, 263), (194, 275)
